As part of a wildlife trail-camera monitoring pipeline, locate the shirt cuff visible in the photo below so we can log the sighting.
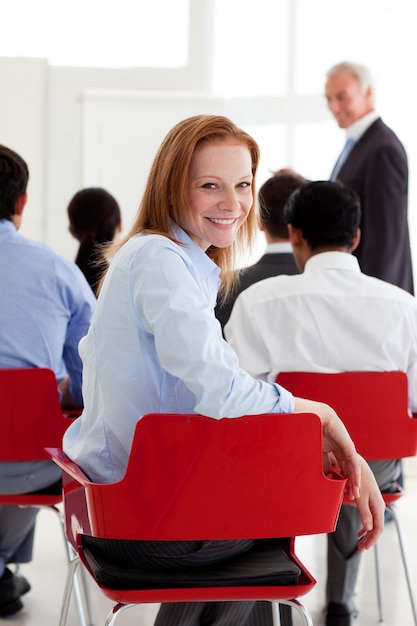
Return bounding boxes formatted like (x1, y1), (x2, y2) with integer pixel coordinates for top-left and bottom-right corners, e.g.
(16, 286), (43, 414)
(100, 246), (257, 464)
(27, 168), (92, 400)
(273, 383), (295, 413)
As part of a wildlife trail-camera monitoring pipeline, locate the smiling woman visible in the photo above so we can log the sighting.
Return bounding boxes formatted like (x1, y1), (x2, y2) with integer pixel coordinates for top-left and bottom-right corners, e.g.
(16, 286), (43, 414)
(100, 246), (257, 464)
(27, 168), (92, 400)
(62, 114), (383, 626)
(184, 139), (254, 252)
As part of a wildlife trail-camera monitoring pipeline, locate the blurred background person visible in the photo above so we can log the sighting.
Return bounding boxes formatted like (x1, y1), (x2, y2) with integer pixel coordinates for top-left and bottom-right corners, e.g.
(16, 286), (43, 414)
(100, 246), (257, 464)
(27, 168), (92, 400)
(67, 187), (122, 295)
(0, 144), (95, 616)
(326, 60), (413, 294)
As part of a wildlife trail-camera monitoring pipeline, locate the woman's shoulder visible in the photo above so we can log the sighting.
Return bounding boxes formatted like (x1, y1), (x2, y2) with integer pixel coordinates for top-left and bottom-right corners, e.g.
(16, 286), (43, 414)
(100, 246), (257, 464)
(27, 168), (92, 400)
(123, 232), (184, 258)
(111, 233), (189, 275)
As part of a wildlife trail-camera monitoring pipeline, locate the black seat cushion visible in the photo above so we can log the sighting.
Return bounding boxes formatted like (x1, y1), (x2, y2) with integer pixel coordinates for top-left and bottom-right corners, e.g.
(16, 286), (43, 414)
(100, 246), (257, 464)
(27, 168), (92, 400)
(81, 538), (301, 590)
(29, 478), (62, 496)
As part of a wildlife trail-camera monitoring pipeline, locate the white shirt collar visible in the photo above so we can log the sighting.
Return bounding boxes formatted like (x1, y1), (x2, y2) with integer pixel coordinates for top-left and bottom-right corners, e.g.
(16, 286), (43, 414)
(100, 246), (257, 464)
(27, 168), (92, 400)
(304, 251), (361, 273)
(265, 242), (293, 254)
(346, 110), (379, 141)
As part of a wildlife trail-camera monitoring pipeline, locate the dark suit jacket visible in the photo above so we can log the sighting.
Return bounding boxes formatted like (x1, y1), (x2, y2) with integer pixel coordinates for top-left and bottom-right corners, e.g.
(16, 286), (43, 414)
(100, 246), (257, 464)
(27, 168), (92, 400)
(215, 252), (299, 332)
(336, 117), (414, 294)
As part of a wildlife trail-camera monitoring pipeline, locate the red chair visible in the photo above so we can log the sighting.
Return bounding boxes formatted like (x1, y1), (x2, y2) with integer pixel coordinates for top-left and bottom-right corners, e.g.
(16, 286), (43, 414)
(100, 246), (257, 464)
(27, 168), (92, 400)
(277, 370), (417, 625)
(0, 367), (92, 626)
(47, 411), (346, 626)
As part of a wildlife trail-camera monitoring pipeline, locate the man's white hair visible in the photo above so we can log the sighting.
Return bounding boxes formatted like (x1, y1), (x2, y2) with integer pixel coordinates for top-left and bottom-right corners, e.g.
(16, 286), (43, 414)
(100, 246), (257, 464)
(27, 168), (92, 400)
(326, 61), (374, 94)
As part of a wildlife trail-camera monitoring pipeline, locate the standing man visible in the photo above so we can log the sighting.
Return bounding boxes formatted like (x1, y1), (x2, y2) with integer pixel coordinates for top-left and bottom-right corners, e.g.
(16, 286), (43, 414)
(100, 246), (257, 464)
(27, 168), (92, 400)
(326, 60), (413, 294)
(0, 145), (96, 616)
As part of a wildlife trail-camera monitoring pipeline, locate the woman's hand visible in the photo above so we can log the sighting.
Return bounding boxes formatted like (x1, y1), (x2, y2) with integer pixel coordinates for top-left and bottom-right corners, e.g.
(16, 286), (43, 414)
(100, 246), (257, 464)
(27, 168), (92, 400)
(353, 456), (385, 551)
(293, 397), (385, 549)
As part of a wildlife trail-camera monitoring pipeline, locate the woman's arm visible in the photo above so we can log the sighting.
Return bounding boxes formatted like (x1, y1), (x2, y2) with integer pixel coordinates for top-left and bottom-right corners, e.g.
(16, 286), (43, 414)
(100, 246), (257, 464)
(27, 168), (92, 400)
(294, 397), (385, 549)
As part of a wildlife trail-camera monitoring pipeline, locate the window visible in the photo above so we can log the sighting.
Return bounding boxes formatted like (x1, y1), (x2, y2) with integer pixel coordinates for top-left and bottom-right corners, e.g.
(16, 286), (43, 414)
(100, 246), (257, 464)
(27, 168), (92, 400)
(0, 0), (189, 68)
(212, 0), (289, 97)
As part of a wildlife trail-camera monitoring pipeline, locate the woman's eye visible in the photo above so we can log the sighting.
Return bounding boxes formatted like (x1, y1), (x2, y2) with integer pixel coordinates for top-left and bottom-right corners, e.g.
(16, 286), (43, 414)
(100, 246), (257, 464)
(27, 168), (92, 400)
(238, 181), (251, 189)
(202, 183), (217, 189)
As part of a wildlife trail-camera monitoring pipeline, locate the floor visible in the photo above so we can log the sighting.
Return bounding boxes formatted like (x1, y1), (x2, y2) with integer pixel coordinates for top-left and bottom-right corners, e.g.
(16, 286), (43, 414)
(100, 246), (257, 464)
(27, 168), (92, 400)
(4, 457), (417, 626)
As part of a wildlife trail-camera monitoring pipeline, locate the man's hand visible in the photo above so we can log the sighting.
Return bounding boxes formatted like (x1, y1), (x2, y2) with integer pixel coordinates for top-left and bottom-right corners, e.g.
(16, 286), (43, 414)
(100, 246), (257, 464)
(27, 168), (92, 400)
(58, 376), (82, 412)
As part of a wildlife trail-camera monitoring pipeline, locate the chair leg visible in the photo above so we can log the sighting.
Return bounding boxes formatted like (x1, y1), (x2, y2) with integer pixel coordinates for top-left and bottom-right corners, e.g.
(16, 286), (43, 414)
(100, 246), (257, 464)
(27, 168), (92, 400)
(373, 540), (385, 622)
(64, 541), (95, 626)
(59, 555), (82, 626)
(388, 503), (417, 626)
(56, 506), (94, 626)
(276, 599), (313, 626)
(104, 603), (134, 626)
(271, 601), (280, 626)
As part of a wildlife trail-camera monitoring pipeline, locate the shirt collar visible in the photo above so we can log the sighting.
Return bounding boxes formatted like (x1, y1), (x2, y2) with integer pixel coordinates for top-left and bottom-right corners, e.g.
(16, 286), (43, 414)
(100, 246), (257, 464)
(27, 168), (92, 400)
(265, 241), (293, 254)
(304, 251), (361, 273)
(171, 222), (220, 280)
(346, 110), (379, 141)
(0, 219), (17, 235)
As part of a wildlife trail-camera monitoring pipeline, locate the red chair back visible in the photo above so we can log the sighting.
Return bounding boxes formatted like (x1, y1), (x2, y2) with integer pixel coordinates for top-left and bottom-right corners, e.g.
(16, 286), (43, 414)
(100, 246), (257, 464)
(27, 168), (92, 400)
(48, 412), (348, 609)
(277, 371), (417, 460)
(0, 367), (74, 461)
(49, 411), (346, 546)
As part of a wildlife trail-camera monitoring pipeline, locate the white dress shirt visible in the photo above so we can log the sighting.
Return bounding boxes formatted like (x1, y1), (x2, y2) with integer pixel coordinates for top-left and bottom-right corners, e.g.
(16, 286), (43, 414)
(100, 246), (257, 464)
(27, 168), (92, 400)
(64, 225), (294, 483)
(226, 251), (417, 410)
(346, 109), (379, 141)
(264, 242), (293, 254)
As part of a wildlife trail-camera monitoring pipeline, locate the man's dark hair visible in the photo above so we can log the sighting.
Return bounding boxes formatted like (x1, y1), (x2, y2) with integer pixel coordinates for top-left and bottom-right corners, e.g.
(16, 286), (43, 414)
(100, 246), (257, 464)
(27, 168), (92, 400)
(0, 145), (29, 220)
(283, 180), (361, 250)
(258, 173), (308, 238)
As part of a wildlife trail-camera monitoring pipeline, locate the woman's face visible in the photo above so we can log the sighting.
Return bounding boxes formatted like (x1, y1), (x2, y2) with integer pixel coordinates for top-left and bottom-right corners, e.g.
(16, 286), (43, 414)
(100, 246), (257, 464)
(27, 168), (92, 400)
(183, 138), (253, 251)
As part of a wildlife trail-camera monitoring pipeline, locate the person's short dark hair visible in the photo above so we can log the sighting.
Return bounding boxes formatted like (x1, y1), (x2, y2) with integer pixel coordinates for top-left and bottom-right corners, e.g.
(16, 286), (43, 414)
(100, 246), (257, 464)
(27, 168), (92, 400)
(0, 145), (29, 220)
(258, 173), (308, 239)
(283, 180), (361, 250)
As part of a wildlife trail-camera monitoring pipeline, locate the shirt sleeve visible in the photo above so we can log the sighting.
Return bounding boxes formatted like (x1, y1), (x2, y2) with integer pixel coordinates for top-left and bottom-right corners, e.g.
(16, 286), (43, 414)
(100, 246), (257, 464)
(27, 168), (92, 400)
(130, 241), (294, 417)
(56, 258), (96, 405)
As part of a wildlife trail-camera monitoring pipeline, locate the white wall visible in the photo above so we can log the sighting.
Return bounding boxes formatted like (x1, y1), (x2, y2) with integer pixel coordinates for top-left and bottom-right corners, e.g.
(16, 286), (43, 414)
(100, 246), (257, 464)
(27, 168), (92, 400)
(0, 58), (47, 241)
(0, 0), (216, 260)
(0, 58), (332, 264)
(1, 0), (416, 274)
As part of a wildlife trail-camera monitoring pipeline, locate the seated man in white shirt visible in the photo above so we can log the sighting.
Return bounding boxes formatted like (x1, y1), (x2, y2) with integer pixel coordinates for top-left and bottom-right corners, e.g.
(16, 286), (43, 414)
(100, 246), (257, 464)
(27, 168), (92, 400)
(225, 180), (417, 626)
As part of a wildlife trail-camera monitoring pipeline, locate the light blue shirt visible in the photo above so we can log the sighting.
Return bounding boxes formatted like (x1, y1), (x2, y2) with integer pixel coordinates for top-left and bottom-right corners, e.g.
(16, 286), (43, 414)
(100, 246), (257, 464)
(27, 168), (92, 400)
(63, 226), (294, 483)
(0, 219), (96, 405)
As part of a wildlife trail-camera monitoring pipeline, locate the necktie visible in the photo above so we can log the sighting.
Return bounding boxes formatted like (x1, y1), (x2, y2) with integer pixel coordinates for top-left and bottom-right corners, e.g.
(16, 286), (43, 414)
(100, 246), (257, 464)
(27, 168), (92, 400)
(330, 137), (356, 181)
